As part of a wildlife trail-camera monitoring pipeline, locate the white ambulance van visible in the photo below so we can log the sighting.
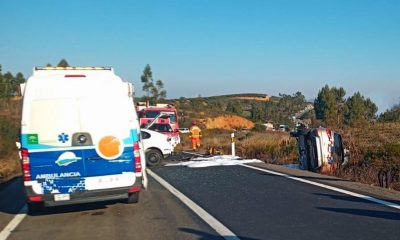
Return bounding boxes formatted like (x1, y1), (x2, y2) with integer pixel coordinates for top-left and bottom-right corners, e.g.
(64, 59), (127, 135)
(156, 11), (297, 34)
(20, 67), (145, 212)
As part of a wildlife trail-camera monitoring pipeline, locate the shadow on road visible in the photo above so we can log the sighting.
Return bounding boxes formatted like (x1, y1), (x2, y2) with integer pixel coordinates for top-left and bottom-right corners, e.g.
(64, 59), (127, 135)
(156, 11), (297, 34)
(28, 199), (124, 216)
(179, 227), (261, 240)
(0, 177), (26, 214)
(317, 207), (400, 221)
(313, 193), (400, 206)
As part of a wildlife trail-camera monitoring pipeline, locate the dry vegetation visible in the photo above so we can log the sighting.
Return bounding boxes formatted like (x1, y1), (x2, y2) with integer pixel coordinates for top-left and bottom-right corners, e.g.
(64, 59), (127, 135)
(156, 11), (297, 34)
(336, 123), (400, 190)
(236, 132), (297, 165)
(0, 152), (21, 183)
(177, 118), (400, 191)
(0, 99), (22, 183)
(204, 115), (255, 130)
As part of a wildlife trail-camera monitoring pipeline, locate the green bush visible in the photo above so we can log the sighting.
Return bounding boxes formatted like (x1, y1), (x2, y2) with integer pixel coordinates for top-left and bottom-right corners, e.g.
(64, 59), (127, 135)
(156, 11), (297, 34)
(384, 142), (400, 157)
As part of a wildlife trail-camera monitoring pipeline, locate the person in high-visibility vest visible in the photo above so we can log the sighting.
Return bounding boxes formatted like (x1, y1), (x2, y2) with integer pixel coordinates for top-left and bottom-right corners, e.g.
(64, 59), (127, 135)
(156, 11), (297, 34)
(189, 121), (202, 151)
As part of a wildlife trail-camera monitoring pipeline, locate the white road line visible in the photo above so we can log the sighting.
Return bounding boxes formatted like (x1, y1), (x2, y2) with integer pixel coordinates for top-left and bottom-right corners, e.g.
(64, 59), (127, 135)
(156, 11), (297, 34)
(147, 169), (240, 240)
(241, 164), (400, 211)
(0, 205), (27, 240)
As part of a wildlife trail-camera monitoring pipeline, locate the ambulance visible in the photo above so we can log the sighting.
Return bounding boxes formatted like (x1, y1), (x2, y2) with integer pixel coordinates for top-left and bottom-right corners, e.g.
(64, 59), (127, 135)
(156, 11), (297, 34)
(20, 67), (146, 212)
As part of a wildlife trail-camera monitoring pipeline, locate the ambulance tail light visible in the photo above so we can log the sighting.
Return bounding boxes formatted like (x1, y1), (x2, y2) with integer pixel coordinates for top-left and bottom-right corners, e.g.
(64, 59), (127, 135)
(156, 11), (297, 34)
(133, 142), (142, 173)
(128, 186), (140, 193)
(21, 148), (31, 181)
(28, 196), (43, 202)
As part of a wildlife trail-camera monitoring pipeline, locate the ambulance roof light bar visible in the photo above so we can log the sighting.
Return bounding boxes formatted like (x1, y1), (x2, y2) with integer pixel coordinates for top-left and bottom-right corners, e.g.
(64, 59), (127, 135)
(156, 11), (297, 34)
(34, 67), (112, 71)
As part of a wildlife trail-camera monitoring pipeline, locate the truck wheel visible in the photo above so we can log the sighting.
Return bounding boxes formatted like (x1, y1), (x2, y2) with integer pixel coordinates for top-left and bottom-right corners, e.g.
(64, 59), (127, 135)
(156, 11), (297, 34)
(146, 149), (163, 167)
(127, 192), (139, 204)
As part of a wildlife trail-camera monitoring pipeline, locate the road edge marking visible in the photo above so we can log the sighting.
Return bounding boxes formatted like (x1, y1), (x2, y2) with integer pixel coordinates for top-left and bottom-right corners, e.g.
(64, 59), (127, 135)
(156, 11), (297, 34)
(0, 205), (27, 240)
(241, 164), (400, 211)
(147, 169), (240, 240)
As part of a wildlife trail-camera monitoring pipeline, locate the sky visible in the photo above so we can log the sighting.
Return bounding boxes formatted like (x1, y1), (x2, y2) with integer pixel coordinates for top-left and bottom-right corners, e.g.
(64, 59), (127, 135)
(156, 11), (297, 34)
(1, 0), (399, 112)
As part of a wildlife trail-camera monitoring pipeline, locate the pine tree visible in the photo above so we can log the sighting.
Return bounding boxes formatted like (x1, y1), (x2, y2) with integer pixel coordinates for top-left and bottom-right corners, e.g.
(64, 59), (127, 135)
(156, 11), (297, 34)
(140, 64), (167, 104)
(226, 101), (243, 115)
(344, 92), (377, 126)
(314, 85), (346, 127)
(57, 59), (70, 67)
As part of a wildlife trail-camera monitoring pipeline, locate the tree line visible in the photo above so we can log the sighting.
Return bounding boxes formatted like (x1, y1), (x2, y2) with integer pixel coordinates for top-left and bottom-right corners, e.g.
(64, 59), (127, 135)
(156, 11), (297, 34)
(0, 65), (26, 98)
(224, 85), (400, 127)
(314, 85), (378, 127)
(314, 85), (400, 125)
(0, 59), (70, 98)
(379, 103), (400, 122)
(224, 91), (309, 126)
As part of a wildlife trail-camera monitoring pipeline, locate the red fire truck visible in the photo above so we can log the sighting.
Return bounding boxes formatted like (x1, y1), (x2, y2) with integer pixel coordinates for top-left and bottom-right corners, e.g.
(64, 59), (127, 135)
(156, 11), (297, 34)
(137, 103), (180, 146)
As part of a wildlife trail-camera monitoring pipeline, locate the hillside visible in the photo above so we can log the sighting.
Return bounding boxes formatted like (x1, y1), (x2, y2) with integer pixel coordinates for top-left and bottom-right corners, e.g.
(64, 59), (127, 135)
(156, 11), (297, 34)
(172, 92), (311, 128)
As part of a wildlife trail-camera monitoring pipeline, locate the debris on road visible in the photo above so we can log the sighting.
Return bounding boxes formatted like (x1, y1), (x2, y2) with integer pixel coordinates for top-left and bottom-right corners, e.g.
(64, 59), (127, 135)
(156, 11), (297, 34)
(165, 155), (262, 168)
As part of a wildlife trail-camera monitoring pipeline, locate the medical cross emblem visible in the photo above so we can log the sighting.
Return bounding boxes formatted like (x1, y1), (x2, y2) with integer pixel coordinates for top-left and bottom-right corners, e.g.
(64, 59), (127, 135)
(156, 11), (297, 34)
(58, 133), (69, 143)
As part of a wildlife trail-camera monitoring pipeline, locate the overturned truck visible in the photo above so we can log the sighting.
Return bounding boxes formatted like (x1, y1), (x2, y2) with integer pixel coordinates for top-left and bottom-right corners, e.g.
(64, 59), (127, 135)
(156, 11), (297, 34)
(291, 127), (347, 172)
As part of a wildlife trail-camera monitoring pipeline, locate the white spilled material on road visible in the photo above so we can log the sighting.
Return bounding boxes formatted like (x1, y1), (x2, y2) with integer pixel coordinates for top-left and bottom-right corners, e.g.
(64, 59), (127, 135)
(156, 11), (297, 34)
(0, 205), (27, 240)
(147, 169), (240, 240)
(241, 164), (400, 211)
(166, 155), (262, 168)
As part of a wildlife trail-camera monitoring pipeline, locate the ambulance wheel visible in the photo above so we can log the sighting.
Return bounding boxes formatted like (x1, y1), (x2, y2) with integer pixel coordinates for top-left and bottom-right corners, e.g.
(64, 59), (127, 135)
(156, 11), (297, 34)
(27, 202), (43, 215)
(127, 192), (139, 204)
(146, 149), (163, 167)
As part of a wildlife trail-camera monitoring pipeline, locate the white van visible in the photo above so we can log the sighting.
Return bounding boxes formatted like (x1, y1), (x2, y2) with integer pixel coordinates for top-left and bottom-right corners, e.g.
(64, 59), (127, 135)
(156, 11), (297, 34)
(20, 67), (146, 212)
(291, 127), (345, 172)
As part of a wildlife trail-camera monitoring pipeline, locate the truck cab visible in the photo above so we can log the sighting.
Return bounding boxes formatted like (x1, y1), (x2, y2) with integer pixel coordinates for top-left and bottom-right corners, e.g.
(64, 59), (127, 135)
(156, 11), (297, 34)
(138, 105), (181, 147)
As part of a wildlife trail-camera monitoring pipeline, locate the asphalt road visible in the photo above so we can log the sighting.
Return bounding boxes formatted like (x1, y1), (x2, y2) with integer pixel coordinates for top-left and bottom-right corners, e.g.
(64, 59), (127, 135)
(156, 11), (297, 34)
(0, 175), (222, 240)
(1, 153), (399, 240)
(153, 164), (400, 240)
(0, 178), (26, 228)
